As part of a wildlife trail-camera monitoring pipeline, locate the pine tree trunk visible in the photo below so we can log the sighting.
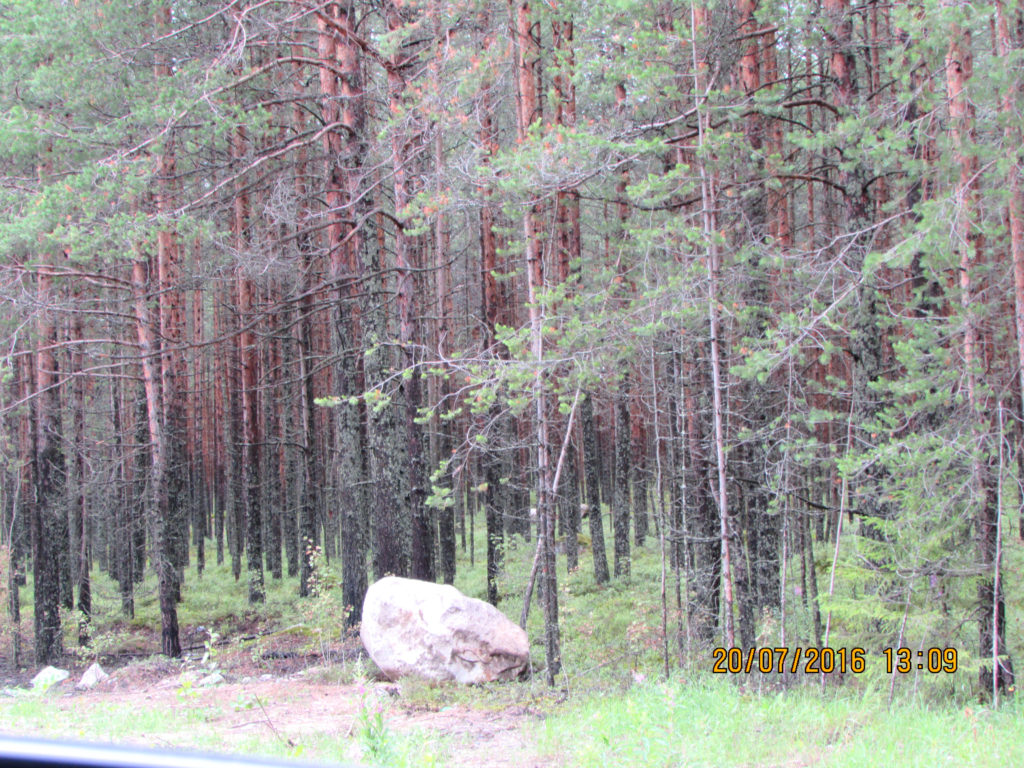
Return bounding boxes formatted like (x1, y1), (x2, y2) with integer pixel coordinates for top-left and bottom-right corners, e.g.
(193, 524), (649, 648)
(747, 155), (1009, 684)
(131, 384), (148, 586)
(559, 440), (580, 574)
(334, 5), (371, 617)
(132, 254), (180, 658)
(387, 0), (433, 582)
(155, 156), (189, 604)
(69, 311), (90, 645)
(996, 0), (1024, 544)
(112, 372), (133, 619)
(210, 297), (224, 567)
(9, 350), (34, 669)
(297, 305), (320, 599)
(190, 288), (206, 578)
(266, 326), (283, 581)
(613, 398), (632, 578)
(947, 13), (1015, 695)
(581, 394), (609, 583)
(33, 265), (63, 665)
(366, 210), (408, 580)
(513, 0), (560, 683)
(431, 25), (457, 584)
(225, 282), (244, 583)
(632, 414), (648, 547)
(684, 360), (721, 646)
(478, 60), (506, 603)
(691, 1), (735, 649)
(283, 351), (301, 580)
(233, 123), (264, 605)
(553, 14), (581, 577)
(15, 351), (33, 595)
(483, 417), (506, 605)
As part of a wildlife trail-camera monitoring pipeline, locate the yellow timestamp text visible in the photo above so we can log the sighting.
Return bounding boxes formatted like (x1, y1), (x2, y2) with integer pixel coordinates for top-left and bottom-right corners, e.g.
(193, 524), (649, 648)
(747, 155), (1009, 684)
(711, 646), (866, 675)
(883, 647), (958, 674)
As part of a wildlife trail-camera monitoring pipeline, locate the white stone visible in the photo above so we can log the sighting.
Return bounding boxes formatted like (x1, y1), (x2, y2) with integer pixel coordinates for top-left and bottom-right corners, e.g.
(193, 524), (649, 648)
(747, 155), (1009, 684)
(199, 672), (225, 687)
(31, 666), (69, 692)
(75, 663), (109, 690)
(360, 576), (530, 684)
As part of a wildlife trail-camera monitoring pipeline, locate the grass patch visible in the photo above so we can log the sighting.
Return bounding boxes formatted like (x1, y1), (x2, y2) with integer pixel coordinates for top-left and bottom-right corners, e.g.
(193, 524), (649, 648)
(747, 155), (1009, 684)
(0, 680), (448, 768)
(539, 675), (1024, 767)
(0, 693), (194, 743)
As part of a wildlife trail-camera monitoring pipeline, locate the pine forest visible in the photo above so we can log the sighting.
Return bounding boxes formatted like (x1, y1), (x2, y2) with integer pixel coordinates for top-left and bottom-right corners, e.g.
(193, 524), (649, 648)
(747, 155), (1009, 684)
(2, 0), (1024, 713)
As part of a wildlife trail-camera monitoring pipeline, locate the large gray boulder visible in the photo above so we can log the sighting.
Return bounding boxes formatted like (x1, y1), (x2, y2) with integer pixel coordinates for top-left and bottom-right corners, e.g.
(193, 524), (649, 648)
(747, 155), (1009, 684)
(360, 576), (530, 684)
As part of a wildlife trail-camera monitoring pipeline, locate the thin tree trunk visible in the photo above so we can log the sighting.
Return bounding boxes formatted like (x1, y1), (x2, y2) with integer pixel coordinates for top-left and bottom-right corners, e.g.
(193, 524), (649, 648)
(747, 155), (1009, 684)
(582, 393), (609, 583)
(112, 368), (133, 619)
(513, 0), (560, 684)
(947, 12), (1014, 695)
(478, 52), (506, 603)
(632, 415), (649, 548)
(190, 287), (206, 578)
(995, 0), (1024, 543)
(132, 254), (180, 658)
(69, 311), (90, 646)
(433, 113), (456, 583)
(233, 122), (264, 605)
(613, 398), (631, 578)
(552, 14), (581, 576)
(366, 207), (407, 580)
(297, 303), (320, 599)
(225, 282), (244, 583)
(212, 297), (226, 567)
(692, 1), (735, 649)
(33, 264), (63, 665)
(387, 0), (433, 582)
(131, 382), (148, 587)
(266, 322), (283, 581)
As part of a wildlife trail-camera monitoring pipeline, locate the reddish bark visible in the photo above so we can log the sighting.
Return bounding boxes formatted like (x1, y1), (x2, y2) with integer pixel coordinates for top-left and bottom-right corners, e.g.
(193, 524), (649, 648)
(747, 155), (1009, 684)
(512, 0), (559, 683)
(948, 14), (1014, 695)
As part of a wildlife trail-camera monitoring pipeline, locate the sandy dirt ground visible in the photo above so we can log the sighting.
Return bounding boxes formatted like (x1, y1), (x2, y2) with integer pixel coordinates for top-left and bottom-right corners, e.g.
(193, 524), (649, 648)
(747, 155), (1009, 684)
(1, 652), (561, 768)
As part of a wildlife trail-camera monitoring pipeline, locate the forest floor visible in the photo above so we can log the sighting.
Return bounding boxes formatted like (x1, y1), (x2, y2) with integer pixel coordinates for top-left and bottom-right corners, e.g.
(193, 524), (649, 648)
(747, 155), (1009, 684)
(9, 531), (1024, 767)
(8, 611), (1024, 768)
(0, 627), (558, 768)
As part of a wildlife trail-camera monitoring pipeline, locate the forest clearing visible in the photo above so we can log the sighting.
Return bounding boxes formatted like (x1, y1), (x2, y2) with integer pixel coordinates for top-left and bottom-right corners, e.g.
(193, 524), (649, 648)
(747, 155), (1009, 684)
(4, 0), (1024, 763)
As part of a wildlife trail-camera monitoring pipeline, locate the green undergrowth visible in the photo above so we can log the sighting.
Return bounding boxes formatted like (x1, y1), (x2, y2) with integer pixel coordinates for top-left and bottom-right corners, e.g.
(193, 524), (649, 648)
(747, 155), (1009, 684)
(0, 695), (183, 742)
(8, 500), (1023, 711)
(9, 554), (311, 663)
(446, 510), (677, 698)
(6, 505), (1024, 767)
(110, 556), (300, 634)
(429, 504), (1024, 711)
(9, 497), (1024, 705)
(538, 675), (1024, 767)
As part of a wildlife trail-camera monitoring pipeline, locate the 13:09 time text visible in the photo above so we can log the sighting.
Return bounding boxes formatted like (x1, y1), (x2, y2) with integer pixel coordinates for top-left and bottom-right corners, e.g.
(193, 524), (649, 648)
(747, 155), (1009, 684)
(883, 647), (958, 674)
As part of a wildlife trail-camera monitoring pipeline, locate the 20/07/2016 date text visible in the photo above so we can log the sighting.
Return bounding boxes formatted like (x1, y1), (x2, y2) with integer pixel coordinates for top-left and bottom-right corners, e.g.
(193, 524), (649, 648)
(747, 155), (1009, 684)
(711, 647), (959, 675)
(712, 646), (866, 674)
